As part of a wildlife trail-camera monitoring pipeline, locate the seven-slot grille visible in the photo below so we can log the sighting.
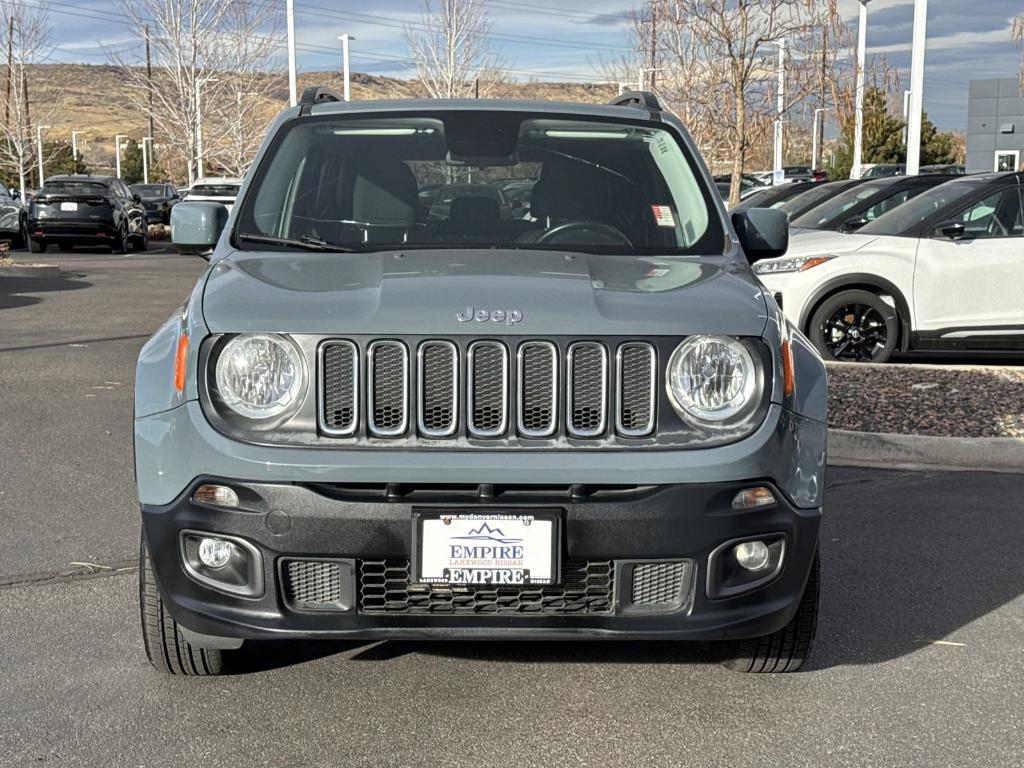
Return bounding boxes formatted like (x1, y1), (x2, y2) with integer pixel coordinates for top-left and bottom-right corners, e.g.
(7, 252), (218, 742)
(319, 339), (657, 441)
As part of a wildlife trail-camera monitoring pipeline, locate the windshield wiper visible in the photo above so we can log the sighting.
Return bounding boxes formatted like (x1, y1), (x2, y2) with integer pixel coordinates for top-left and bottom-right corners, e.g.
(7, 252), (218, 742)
(236, 232), (355, 252)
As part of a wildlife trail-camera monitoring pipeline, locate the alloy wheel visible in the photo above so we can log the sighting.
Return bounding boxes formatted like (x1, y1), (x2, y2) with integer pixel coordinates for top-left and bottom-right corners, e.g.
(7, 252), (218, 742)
(821, 303), (889, 362)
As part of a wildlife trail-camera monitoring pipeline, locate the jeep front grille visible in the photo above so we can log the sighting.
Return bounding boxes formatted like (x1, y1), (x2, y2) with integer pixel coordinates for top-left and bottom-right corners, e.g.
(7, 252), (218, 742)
(319, 337), (661, 443)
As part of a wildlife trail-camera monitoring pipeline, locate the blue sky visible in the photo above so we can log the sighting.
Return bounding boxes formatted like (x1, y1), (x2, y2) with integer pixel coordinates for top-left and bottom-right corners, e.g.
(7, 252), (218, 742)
(47, 0), (1023, 131)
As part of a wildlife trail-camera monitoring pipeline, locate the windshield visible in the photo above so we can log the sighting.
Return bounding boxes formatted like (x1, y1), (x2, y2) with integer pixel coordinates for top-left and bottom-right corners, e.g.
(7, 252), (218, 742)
(235, 112), (720, 254)
(133, 185), (167, 197)
(775, 181), (847, 215)
(38, 181), (108, 196)
(190, 184), (240, 197)
(859, 180), (983, 236)
(791, 182), (886, 228)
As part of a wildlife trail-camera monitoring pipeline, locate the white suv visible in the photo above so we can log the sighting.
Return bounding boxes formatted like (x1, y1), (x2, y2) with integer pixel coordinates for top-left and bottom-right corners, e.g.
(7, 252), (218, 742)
(754, 172), (1024, 362)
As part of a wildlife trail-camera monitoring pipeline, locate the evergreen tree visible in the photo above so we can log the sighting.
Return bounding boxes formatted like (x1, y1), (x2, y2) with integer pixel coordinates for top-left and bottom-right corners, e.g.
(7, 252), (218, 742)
(120, 138), (144, 184)
(42, 141), (89, 179)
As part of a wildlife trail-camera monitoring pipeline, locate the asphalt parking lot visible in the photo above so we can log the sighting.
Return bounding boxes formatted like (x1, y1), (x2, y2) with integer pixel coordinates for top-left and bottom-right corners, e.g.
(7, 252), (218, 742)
(1, 249), (1022, 767)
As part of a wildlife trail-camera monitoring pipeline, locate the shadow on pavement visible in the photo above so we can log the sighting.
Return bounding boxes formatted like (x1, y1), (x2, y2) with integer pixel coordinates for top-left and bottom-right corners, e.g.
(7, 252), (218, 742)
(0, 272), (90, 310)
(194, 469), (1024, 674)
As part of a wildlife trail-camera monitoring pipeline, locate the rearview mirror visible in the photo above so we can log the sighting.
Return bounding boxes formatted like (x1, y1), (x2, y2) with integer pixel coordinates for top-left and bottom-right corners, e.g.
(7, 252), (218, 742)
(840, 216), (869, 233)
(934, 221), (967, 241)
(731, 208), (789, 263)
(171, 202), (228, 260)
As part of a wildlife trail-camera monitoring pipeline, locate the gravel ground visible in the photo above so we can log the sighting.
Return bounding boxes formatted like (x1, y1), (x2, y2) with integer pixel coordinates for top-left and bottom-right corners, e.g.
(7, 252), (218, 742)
(826, 363), (1024, 438)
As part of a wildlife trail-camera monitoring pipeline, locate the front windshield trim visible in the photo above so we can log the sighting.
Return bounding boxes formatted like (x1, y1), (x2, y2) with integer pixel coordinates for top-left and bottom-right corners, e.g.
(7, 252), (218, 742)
(232, 109), (725, 258)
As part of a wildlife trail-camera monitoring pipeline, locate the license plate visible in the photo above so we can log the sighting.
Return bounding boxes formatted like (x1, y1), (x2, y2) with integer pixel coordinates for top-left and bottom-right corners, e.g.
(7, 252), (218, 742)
(60, 202), (78, 212)
(415, 512), (558, 586)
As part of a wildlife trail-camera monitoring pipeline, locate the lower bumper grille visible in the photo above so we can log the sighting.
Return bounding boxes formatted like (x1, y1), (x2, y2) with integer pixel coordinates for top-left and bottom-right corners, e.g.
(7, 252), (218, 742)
(358, 559), (614, 615)
(281, 558), (355, 611)
(630, 561), (692, 609)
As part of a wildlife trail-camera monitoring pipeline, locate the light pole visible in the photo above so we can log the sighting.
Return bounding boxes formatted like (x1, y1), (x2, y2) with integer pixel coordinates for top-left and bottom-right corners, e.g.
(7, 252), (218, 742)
(142, 137), (154, 184)
(195, 77), (217, 181)
(768, 39), (786, 183)
(36, 124), (49, 187)
(338, 34), (355, 101)
(905, 0), (928, 175)
(71, 130), (82, 165)
(115, 134), (128, 179)
(852, 0), (871, 180)
(286, 0), (297, 106)
(811, 108), (827, 171)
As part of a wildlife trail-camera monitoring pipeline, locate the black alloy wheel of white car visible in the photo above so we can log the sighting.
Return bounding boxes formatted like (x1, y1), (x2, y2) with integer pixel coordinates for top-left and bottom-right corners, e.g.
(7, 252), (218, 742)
(808, 289), (899, 363)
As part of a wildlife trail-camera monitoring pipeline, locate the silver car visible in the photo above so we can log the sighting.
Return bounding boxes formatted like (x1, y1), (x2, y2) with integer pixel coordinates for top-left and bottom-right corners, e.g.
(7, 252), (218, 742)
(138, 89), (827, 675)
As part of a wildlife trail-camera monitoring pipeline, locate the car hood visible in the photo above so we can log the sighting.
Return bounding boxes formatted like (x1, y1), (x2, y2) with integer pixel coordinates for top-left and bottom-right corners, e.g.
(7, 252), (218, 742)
(201, 249), (769, 337)
(785, 229), (882, 256)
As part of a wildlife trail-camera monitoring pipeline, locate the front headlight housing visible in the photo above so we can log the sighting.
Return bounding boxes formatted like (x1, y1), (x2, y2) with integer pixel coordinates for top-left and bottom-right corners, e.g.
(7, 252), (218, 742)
(214, 333), (305, 419)
(666, 336), (763, 425)
(753, 255), (833, 275)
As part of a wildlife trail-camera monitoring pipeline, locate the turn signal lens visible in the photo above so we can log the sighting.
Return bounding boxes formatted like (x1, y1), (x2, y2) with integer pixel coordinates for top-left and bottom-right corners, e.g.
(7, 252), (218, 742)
(731, 486), (777, 510)
(798, 256), (833, 271)
(173, 333), (188, 392)
(781, 338), (795, 396)
(192, 484), (240, 508)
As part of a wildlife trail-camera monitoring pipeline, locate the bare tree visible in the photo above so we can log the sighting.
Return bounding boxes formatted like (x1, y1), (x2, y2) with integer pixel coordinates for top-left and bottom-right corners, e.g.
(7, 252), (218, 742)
(404, 0), (504, 98)
(108, 0), (277, 185)
(1015, 15), (1024, 87)
(0, 0), (55, 201)
(202, 3), (281, 176)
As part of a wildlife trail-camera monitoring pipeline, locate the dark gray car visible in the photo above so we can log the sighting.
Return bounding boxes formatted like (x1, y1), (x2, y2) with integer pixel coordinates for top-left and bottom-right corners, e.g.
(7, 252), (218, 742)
(141, 89), (827, 676)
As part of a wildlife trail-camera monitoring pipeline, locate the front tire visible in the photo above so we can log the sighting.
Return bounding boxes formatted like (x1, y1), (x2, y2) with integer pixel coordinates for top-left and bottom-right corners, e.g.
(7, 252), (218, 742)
(29, 238), (45, 253)
(719, 551), (820, 673)
(139, 535), (234, 675)
(112, 226), (129, 254)
(808, 289), (898, 363)
(135, 227), (149, 252)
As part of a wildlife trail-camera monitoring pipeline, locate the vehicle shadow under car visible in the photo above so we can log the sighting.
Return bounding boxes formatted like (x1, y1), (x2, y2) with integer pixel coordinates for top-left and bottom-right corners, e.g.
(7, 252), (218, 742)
(227, 467), (1024, 674)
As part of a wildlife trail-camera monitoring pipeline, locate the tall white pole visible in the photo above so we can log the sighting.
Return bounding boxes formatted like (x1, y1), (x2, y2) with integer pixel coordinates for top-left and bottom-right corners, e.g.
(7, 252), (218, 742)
(287, 0), (297, 106)
(339, 34), (354, 101)
(905, 0), (928, 176)
(812, 108), (826, 170)
(71, 130), (81, 163)
(36, 125), (47, 187)
(142, 137), (151, 184)
(773, 39), (786, 178)
(115, 134), (127, 179)
(852, 0), (869, 180)
(195, 81), (204, 180)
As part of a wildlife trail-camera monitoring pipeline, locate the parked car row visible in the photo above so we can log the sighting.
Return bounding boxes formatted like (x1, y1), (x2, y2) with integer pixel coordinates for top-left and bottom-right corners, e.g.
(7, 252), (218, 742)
(752, 170), (1024, 363)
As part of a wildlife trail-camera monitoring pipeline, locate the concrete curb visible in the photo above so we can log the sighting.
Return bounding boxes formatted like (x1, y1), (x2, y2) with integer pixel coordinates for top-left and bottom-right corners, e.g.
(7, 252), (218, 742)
(0, 264), (62, 278)
(828, 429), (1024, 473)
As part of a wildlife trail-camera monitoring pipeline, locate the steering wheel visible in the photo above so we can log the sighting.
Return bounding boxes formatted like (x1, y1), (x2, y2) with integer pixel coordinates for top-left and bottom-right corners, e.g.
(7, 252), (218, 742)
(536, 221), (633, 247)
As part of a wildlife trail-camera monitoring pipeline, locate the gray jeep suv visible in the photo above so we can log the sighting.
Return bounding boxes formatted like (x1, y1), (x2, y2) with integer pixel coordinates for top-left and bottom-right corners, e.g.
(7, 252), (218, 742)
(138, 89), (826, 675)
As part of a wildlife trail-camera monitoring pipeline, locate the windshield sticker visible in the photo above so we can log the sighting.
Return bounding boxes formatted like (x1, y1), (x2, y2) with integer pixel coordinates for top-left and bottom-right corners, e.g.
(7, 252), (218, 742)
(651, 204), (675, 227)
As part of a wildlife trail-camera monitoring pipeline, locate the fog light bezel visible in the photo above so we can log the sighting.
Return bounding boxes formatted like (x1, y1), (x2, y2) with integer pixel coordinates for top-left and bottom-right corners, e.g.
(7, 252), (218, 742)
(179, 530), (264, 599)
(706, 533), (786, 600)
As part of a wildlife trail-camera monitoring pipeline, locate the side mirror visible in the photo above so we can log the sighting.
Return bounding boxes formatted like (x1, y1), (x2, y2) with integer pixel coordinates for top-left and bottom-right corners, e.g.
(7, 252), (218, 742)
(171, 201), (228, 260)
(731, 208), (789, 263)
(840, 216), (869, 233)
(934, 221), (967, 241)
(132, 192), (142, 203)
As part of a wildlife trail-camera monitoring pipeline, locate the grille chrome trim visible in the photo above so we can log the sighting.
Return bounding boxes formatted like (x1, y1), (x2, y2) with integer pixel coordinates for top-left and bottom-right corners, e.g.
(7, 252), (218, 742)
(516, 341), (558, 438)
(615, 342), (657, 437)
(466, 341), (509, 437)
(417, 340), (458, 438)
(318, 340), (359, 436)
(566, 342), (608, 438)
(366, 340), (409, 437)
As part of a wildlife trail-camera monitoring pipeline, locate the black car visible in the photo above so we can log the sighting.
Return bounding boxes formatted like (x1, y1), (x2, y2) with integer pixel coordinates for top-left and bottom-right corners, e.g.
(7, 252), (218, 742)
(0, 181), (28, 248)
(29, 175), (148, 253)
(791, 174), (960, 233)
(131, 183), (180, 224)
(770, 178), (868, 221)
(730, 181), (812, 212)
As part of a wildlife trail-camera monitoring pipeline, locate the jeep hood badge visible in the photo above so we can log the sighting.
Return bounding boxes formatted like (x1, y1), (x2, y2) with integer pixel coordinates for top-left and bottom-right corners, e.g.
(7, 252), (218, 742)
(457, 306), (523, 326)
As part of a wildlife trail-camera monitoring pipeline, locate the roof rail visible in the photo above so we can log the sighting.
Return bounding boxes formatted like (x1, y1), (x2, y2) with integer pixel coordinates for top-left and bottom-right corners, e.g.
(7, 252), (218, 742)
(299, 86), (342, 115)
(608, 90), (663, 111)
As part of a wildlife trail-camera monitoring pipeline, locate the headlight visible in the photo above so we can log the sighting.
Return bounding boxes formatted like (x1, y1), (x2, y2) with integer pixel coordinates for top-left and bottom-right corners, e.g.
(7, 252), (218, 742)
(214, 334), (304, 419)
(666, 336), (761, 423)
(753, 255), (833, 275)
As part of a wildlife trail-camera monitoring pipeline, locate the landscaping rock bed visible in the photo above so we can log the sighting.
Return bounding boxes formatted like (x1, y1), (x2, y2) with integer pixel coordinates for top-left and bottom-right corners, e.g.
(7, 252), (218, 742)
(826, 363), (1024, 438)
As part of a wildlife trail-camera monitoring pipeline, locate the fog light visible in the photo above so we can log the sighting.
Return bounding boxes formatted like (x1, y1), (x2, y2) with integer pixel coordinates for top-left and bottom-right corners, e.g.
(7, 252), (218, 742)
(731, 486), (777, 510)
(198, 537), (234, 569)
(734, 540), (770, 571)
(192, 484), (239, 507)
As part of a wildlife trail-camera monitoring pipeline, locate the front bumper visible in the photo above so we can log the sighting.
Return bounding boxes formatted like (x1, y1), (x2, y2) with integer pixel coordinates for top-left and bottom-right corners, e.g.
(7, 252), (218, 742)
(142, 478), (821, 642)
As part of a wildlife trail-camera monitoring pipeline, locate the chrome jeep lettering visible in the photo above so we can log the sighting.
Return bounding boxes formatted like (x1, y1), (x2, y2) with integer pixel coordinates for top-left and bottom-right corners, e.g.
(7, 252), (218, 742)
(456, 306), (524, 326)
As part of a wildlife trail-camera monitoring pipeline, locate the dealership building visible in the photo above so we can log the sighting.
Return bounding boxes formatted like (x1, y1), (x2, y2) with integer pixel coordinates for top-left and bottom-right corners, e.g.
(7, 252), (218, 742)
(966, 78), (1024, 174)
